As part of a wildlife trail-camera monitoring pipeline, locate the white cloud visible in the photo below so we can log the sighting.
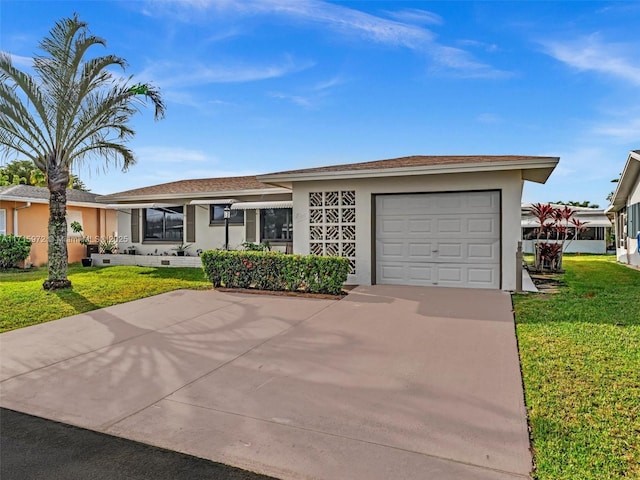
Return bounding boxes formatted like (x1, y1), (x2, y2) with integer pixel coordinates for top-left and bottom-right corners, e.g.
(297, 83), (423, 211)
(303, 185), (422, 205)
(149, 0), (508, 78)
(269, 92), (313, 108)
(139, 56), (314, 88)
(5, 52), (32, 68)
(593, 117), (640, 143)
(313, 75), (346, 91)
(545, 147), (619, 180)
(543, 34), (640, 86)
(135, 146), (215, 164)
(384, 8), (443, 26)
(458, 39), (499, 53)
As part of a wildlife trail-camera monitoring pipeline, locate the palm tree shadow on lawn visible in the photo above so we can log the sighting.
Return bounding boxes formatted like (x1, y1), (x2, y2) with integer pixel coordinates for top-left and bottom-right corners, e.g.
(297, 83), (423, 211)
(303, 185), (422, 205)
(53, 289), (99, 315)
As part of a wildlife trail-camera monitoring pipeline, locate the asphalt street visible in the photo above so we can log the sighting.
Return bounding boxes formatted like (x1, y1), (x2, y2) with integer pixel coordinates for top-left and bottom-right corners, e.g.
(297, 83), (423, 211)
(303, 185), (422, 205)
(0, 408), (279, 480)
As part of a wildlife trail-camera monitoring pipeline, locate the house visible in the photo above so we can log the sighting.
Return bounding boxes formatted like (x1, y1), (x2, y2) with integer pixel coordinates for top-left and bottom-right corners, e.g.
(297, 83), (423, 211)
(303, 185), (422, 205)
(606, 150), (640, 267)
(521, 203), (613, 254)
(0, 185), (117, 266)
(103, 155), (558, 290)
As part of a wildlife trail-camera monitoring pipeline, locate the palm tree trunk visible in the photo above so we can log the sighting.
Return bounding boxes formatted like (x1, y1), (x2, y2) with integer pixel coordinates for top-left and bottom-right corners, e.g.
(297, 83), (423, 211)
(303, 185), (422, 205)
(43, 162), (72, 290)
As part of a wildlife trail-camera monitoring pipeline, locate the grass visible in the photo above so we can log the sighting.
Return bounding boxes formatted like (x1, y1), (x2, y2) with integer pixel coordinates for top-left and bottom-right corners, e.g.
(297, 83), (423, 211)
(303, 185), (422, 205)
(0, 264), (211, 332)
(514, 256), (640, 479)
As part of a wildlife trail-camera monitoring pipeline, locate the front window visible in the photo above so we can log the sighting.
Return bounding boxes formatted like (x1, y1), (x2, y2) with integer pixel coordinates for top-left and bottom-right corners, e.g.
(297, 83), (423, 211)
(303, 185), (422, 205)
(144, 207), (183, 241)
(261, 208), (293, 241)
(575, 227), (604, 241)
(210, 205), (244, 225)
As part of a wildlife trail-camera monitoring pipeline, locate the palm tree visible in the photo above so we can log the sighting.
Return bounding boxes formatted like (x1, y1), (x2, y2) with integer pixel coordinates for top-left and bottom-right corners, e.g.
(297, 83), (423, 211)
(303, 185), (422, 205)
(0, 14), (165, 289)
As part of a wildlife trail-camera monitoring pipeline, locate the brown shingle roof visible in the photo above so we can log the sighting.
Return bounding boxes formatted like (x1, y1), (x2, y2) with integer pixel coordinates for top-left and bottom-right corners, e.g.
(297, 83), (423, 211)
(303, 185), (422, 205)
(0, 184), (102, 203)
(100, 175), (277, 201)
(263, 155), (559, 176)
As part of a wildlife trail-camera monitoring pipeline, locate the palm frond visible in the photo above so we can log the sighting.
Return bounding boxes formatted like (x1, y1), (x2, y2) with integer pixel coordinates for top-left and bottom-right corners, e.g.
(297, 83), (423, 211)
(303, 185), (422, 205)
(0, 52), (54, 151)
(73, 140), (136, 171)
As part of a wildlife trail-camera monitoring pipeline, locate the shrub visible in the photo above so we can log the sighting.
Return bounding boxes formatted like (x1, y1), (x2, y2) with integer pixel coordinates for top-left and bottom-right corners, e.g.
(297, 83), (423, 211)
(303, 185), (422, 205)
(201, 250), (349, 295)
(529, 203), (588, 272)
(0, 234), (32, 269)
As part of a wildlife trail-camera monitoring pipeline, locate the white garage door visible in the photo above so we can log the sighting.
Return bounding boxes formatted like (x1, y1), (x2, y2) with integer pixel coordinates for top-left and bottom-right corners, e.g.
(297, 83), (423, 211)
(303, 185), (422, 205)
(375, 191), (501, 289)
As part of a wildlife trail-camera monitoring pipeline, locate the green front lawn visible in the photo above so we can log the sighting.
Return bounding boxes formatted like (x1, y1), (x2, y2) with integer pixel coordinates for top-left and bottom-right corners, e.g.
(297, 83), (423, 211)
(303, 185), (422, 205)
(514, 256), (640, 479)
(0, 264), (211, 332)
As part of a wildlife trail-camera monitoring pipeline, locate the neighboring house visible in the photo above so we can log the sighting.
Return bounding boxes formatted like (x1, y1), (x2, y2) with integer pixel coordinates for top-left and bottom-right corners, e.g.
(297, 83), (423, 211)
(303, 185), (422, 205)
(0, 185), (117, 266)
(521, 203), (613, 254)
(104, 155), (558, 290)
(606, 150), (640, 267)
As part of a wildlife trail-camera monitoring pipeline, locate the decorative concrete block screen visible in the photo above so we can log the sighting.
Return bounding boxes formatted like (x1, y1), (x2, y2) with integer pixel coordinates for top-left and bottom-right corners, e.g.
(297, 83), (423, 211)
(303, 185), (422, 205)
(309, 190), (356, 274)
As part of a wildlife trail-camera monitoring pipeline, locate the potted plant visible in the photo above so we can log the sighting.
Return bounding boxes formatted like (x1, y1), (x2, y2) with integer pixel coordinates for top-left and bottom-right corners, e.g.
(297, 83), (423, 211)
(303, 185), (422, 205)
(172, 243), (191, 256)
(98, 237), (117, 254)
(70, 221), (93, 267)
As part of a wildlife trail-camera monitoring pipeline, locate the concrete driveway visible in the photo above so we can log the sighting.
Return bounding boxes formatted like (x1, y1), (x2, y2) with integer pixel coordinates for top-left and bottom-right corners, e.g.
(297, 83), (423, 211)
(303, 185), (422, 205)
(0, 286), (531, 480)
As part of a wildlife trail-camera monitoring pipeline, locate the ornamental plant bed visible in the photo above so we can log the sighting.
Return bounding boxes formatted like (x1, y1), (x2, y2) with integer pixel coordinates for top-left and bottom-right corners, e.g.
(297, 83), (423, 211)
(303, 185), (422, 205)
(528, 203), (588, 273)
(201, 250), (350, 296)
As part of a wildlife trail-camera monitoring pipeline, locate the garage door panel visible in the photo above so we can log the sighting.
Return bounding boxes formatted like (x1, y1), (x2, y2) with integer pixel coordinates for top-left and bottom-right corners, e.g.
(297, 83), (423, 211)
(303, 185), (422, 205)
(468, 267), (496, 286)
(376, 191), (501, 289)
(378, 264), (406, 282)
(378, 263), (434, 285)
(437, 266), (463, 282)
(408, 219), (433, 233)
(380, 242), (404, 258)
(468, 217), (497, 233)
(437, 243), (462, 259)
(437, 218), (463, 233)
(379, 218), (405, 235)
(379, 192), (500, 215)
(378, 239), (498, 263)
(408, 265), (433, 282)
(468, 242), (499, 261)
(408, 242), (433, 258)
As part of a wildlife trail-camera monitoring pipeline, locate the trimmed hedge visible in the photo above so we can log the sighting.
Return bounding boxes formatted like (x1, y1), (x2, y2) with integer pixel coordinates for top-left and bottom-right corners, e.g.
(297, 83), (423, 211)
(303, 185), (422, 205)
(201, 250), (349, 295)
(0, 234), (32, 269)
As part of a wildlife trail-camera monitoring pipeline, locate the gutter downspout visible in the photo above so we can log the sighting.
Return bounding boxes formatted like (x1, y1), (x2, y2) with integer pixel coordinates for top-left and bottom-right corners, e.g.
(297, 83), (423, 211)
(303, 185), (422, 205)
(13, 202), (31, 235)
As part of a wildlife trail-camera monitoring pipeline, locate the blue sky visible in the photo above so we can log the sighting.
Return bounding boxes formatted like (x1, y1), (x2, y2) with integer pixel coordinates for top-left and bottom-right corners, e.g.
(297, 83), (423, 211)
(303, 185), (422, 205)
(1, 1), (638, 206)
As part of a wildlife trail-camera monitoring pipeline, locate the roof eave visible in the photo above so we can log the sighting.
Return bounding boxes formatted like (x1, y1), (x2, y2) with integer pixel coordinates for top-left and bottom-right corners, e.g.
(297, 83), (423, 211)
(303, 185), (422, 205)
(0, 196), (109, 208)
(608, 151), (640, 211)
(258, 159), (559, 185)
(98, 187), (291, 203)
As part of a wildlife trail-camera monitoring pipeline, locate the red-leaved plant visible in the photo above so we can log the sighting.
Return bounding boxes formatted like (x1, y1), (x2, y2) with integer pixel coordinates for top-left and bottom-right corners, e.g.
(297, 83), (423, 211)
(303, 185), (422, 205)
(530, 203), (589, 272)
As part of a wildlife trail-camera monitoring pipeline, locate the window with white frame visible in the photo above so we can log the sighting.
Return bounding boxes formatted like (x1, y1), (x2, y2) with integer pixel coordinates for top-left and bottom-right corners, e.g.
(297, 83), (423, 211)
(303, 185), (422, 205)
(0, 209), (6, 235)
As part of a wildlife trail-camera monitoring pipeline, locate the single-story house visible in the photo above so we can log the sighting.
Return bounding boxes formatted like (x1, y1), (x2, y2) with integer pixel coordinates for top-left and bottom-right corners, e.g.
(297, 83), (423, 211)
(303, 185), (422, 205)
(102, 155), (558, 290)
(0, 184), (117, 266)
(606, 150), (640, 267)
(521, 203), (613, 254)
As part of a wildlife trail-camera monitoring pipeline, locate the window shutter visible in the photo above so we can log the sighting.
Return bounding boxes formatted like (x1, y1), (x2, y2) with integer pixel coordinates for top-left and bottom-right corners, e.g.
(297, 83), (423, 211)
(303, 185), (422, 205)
(246, 210), (256, 243)
(131, 209), (140, 243)
(186, 205), (196, 242)
(0, 209), (6, 235)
